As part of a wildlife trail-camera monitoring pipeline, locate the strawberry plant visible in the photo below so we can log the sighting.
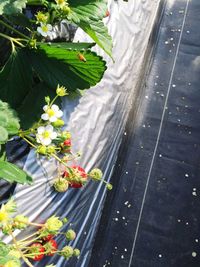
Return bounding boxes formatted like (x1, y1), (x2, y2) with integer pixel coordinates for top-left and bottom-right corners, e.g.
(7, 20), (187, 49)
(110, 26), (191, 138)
(0, 199), (81, 267)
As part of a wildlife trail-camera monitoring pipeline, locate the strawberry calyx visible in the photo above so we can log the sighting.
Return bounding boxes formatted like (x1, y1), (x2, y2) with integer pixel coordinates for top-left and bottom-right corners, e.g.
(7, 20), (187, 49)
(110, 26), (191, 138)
(44, 239), (58, 256)
(30, 243), (45, 261)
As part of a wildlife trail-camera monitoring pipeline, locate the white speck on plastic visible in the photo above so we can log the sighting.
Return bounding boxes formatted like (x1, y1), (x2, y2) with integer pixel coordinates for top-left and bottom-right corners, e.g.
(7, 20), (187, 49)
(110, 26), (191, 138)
(114, 247), (118, 250)
(124, 248), (127, 252)
(192, 192), (197, 196)
(128, 204), (131, 208)
(185, 173), (189, 178)
(125, 171), (128, 174)
(158, 254), (162, 258)
(178, 219), (181, 222)
(121, 255), (124, 259)
(165, 41), (169, 44)
(117, 211), (120, 214)
(122, 217), (125, 220)
(114, 218), (118, 221)
(186, 30), (190, 34)
(159, 154), (162, 158)
(195, 239), (199, 243)
(186, 222), (189, 225)
(124, 201), (128, 205)
(145, 95), (149, 99)
(192, 252), (197, 257)
(124, 132), (127, 136)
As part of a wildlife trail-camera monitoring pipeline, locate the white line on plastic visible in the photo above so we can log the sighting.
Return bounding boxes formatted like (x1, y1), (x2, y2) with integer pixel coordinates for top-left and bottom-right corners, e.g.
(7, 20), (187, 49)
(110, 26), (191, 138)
(128, 0), (190, 266)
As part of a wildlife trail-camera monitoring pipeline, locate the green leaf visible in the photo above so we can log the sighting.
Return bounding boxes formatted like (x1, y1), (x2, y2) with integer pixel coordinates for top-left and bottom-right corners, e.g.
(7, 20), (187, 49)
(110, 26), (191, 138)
(68, 0), (107, 21)
(0, 100), (20, 144)
(0, 126), (8, 143)
(0, 161), (33, 184)
(6, 13), (32, 28)
(68, 0), (113, 57)
(0, 144), (7, 161)
(28, 44), (106, 90)
(40, 42), (96, 50)
(0, 0), (27, 15)
(17, 82), (59, 129)
(79, 20), (113, 58)
(0, 50), (33, 108)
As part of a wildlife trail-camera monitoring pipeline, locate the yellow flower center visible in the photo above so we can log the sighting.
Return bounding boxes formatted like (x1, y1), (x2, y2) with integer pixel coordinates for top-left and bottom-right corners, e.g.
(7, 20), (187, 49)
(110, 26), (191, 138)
(41, 25), (48, 33)
(57, 0), (65, 5)
(42, 131), (51, 138)
(47, 108), (55, 117)
(0, 211), (8, 222)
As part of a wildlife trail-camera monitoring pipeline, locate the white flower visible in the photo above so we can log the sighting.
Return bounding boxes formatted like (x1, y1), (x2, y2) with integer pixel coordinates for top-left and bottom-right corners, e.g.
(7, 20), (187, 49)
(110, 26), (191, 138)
(41, 104), (63, 122)
(37, 24), (53, 37)
(36, 125), (57, 146)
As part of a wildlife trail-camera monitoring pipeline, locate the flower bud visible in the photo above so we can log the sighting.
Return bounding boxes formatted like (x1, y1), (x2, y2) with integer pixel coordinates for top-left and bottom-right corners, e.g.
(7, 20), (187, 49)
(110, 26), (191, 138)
(46, 146), (56, 154)
(28, 39), (37, 49)
(45, 96), (50, 105)
(62, 217), (68, 223)
(73, 248), (80, 257)
(37, 145), (47, 155)
(53, 178), (69, 192)
(61, 131), (71, 140)
(61, 246), (74, 259)
(14, 215), (29, 229)
(35, 11), (48, 23)
(89, 168), (103, 181)
(106, 183), (113, 190)
(52, 119), (65, 128)
(2, 225), (13, 235)
(56, 85), (68, 96)
(62, 5), (71, 15)
(66, 229), (76, 241)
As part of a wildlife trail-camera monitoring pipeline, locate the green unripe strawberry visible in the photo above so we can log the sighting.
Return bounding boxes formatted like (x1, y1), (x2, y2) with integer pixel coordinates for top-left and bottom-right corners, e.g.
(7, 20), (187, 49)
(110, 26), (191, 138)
(66, 229), (76, 240)
(53, 178), (69, 192)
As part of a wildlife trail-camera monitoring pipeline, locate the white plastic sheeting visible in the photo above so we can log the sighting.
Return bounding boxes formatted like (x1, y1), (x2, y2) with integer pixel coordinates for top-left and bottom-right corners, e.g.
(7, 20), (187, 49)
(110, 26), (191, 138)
(4, 0), (160, 266)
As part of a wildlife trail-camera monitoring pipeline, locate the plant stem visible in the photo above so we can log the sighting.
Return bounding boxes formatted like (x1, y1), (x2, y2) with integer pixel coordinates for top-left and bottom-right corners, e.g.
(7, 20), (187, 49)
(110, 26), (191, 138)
(18, 232), (39, 243)
(0, 19), (29, 40)
(21, 136), (37, 149)
(9, 231), (34, 267)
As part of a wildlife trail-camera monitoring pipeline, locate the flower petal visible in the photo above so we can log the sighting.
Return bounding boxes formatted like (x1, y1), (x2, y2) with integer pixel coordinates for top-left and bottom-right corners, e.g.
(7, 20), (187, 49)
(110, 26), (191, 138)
(37, 126), (45, 134)
(41, 113), (49, 120)
(50, 132), (57, 139)
(45, 125), (54, 132)
(43, 105), (48, 111)
(49, 116), (57, 122)
(41, 138), (52, 146)
(47, 24), (53, 31)
(56, 110), (63, 118)
(51, 104), (59, 112)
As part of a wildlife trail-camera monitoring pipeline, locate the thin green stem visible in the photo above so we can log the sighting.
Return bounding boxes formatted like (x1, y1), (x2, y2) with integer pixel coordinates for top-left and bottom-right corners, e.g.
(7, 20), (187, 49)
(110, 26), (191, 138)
(21, 136), (37, 149)
(0, 19), (29, 40)
(9, 231), (34, 267)
(18, 232), (39, 243)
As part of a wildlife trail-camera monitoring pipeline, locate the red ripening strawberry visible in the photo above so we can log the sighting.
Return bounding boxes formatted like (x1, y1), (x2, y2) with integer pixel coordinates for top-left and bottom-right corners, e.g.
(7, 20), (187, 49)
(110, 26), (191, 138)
(63, 139), (71, 147)
(30, 243), (45, 261)
(46, 239), (58, 256)
(70, 165), (88, 188)
(42, 234), (54, 242)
